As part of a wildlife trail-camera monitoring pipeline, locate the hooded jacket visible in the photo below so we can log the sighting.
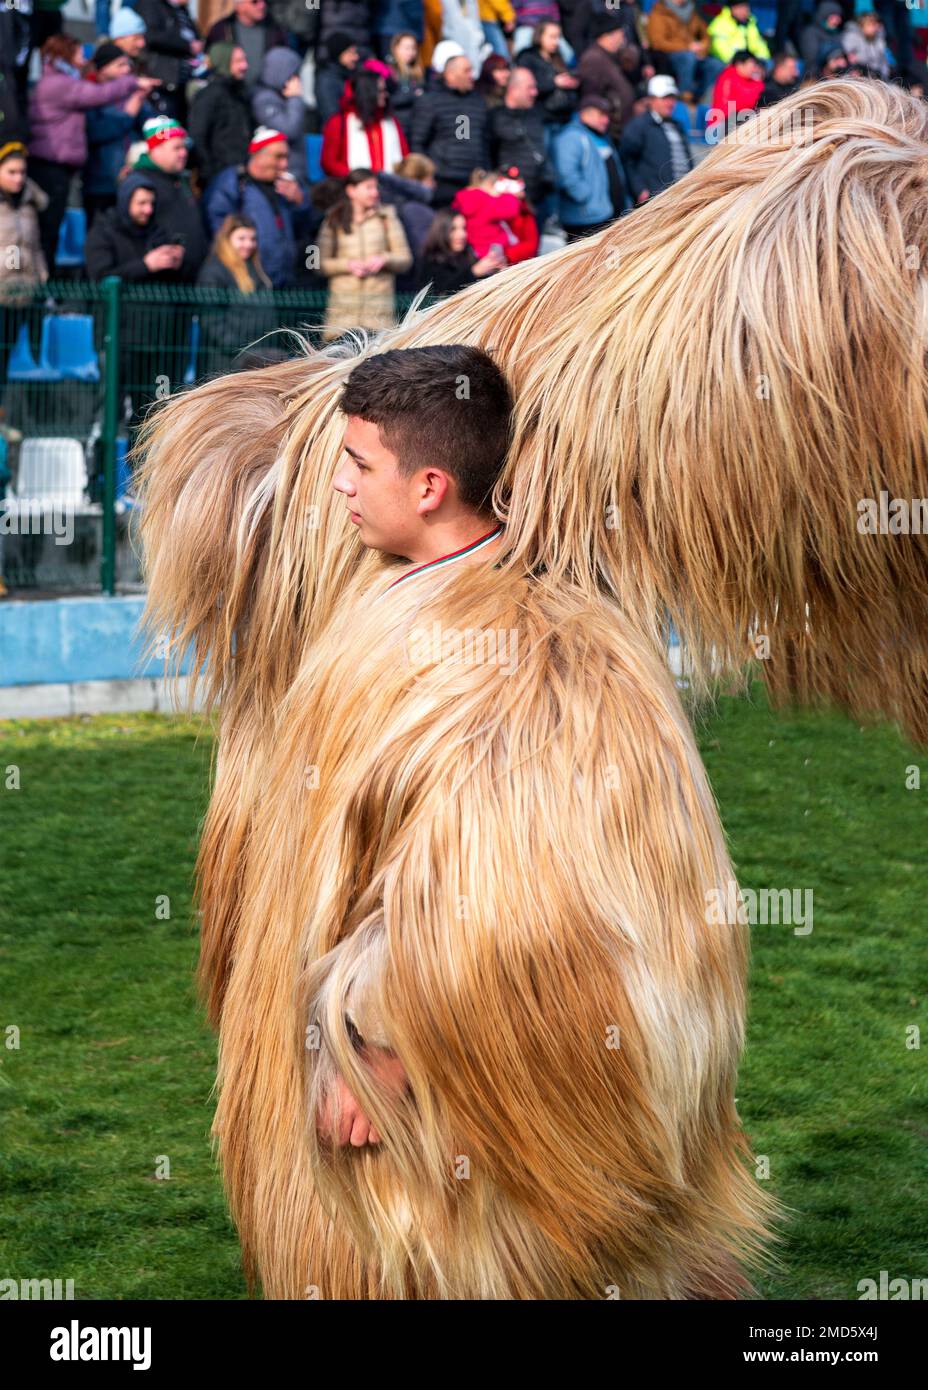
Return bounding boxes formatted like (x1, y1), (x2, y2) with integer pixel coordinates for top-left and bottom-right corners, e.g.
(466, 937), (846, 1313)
(799, 2), (845, 70)
(252, 48), (306, 144)
(84, 174), (167, 280)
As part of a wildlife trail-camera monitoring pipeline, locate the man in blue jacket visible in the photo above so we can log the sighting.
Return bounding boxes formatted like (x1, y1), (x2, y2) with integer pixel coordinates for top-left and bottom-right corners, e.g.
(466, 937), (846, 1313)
(619, 75), (692, 206)
(552, 95), (628, 242)
(203, 126), (310, 286)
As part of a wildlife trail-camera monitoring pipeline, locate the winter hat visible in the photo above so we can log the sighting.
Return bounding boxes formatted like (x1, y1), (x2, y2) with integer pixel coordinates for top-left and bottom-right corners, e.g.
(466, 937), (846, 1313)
(110, 8), (147, 39)
(208, 40), (237, 77)
(90, 42), (124, 70)
(249, 126), (287, 153)
(143, 115), (189, 149)
(592, 12), (625, 39)
(431, 39), (466, 74)
(325, 30), (357, 64)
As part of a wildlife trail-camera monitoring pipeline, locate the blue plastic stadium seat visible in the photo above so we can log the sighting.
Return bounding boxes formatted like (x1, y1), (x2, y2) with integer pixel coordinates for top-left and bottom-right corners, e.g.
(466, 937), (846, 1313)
(55, 207), (86, 268)
(41, 315), (100, 381)
(754, 4), (777, 34)
(305, 133), (323, 183)
(6, 322), (62, 382)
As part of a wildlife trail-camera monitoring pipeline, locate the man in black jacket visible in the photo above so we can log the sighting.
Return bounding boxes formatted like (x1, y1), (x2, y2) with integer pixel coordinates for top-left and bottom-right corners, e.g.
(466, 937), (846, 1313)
(411, 45), (490, 209)
(188, 43), (254, 186)
(489, 68), (554, 208)
(84, 174), (184, 281)
(130, 116), (209, 279)
(619, 75), (692, 205)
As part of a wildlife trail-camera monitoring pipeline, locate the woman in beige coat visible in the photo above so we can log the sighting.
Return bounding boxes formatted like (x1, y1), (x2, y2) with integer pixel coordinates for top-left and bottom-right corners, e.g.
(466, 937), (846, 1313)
(318, 168), (413, 343)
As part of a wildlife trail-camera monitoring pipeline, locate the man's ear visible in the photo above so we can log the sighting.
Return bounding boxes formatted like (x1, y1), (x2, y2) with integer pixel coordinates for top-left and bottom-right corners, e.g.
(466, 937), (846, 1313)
(416, 468), (451, 515)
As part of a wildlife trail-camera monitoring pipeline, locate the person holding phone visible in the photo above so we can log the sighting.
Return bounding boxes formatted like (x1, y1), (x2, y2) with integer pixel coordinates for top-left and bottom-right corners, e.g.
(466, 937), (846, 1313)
(415, 207), (506, 297)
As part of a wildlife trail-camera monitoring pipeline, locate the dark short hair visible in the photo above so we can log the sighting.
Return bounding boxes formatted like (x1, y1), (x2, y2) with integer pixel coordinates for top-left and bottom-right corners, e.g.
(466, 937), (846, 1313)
(340, 345), (514, 513)
(732, 49), (754, 65)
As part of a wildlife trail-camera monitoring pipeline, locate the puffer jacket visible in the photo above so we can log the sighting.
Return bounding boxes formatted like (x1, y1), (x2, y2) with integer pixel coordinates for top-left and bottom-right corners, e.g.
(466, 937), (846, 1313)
(0, 180), (49, 301)
(410, 83), (490, 188)
(451, 185), (521, 258)
(27, 63), (139, 168)
(318, 203), (412, 339)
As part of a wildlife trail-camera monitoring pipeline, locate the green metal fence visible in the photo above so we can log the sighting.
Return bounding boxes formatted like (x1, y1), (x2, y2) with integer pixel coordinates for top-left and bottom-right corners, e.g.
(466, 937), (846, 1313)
(0, 279), (428, 595)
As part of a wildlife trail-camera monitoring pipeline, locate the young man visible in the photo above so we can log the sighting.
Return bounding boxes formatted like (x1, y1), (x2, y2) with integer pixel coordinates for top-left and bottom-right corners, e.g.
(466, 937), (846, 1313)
(321, 342), (514, 1146)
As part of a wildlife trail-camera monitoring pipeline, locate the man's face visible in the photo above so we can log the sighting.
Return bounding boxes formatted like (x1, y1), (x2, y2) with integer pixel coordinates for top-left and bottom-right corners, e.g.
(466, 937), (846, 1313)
(333, 417), (449, 557)
(581, 105), (610, 134)
(860, 14), (879, 38)
(731, 3), (751, 22)
(508, 71), (537, 107)
(152, 137), (188, 172)
(115, 34), (145, 59)
(236, 0), (266, 23)
(825, 53), (848, 75)
(444, 56), (474, 92)
(249, 141), (288, 180)
(653, 94), (677, 118)
(229, 46), (248, 80)
(128, 188), (155, 225)
(777, 57), (799, 83)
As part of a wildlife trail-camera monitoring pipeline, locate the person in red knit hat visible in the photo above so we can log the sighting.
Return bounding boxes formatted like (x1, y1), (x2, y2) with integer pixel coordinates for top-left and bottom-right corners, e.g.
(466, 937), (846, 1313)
(321, 67), (409, 179)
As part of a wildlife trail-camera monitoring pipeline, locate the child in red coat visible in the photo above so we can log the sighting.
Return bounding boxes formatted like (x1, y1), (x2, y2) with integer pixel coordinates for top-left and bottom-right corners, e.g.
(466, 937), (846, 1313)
(452, 169), (539, 267)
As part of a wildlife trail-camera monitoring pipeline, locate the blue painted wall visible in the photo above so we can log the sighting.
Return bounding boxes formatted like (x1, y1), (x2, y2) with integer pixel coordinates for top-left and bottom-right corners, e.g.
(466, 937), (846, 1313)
(0, 597), (189, 687)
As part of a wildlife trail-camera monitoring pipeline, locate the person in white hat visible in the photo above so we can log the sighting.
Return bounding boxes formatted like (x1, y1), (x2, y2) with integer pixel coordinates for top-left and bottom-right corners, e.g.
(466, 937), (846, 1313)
(619, 74), (693, 204)
(411, 38), (491, 207)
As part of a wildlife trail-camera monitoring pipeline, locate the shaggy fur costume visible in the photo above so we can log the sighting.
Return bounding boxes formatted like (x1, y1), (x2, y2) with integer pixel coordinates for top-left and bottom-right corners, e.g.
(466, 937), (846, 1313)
(138, 80), (928, 1298)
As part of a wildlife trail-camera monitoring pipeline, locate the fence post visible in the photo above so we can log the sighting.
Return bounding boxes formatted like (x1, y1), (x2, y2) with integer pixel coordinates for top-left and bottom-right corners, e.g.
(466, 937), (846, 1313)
(100, 276), (120, 596)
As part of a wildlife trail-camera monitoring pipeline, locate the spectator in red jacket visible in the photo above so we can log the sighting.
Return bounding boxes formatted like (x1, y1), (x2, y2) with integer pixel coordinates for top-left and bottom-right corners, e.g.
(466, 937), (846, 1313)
(321, 67), (410, 178)
(707, 49), (765, 139)
(452, 167), (538, 266)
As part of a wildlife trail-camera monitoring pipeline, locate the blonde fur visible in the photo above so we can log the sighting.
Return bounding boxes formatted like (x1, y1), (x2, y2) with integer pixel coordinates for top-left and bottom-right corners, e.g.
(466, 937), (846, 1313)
(136, 80), (928, 1297)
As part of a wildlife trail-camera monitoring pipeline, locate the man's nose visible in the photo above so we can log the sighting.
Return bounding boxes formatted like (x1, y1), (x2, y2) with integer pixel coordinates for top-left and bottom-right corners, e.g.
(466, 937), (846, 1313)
(332, 471), (354, 496)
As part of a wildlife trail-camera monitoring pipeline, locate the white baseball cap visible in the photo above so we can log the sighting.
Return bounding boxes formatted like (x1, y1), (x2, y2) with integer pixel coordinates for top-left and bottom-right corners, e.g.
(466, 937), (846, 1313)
(648, 76), (680, 98)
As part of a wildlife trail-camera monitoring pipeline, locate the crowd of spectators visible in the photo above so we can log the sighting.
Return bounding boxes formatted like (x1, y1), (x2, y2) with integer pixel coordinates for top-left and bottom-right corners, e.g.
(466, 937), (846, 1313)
(1, 0), (927, 343)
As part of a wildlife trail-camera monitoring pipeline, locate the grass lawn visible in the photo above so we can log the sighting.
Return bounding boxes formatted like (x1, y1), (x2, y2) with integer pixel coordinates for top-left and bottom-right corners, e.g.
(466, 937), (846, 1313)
(0, 694), (925, 1300)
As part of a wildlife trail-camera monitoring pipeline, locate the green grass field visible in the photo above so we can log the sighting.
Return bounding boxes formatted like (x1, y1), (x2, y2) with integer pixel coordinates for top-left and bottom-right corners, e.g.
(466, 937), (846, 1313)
(0, 695), (925, 1300)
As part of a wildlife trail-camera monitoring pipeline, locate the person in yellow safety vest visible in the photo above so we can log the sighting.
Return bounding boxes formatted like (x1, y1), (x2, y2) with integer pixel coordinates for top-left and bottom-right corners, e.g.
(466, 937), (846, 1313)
(708, 2), (772, 66)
